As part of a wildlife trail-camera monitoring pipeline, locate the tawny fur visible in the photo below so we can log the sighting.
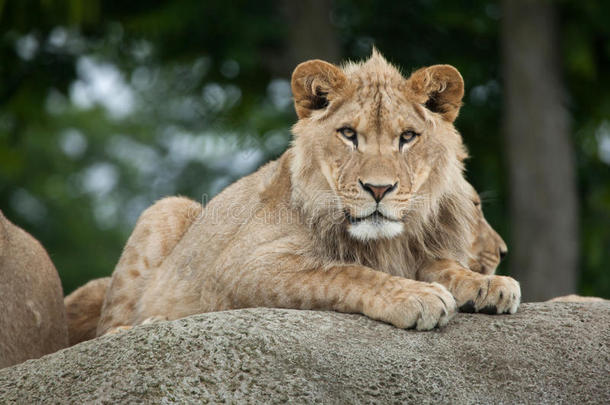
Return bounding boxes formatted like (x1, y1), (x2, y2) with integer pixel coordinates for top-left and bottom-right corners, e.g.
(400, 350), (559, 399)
(96, 51), (520, 335)
(465, 184), (508, 275)
(0, 210), (68, 368)
(64, 277), (111, 345)
(98, 196), (202, 335)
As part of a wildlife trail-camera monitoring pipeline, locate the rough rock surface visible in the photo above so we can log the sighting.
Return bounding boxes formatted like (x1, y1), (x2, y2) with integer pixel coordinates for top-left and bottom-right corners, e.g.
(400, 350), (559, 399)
(1, 303), (609, 404)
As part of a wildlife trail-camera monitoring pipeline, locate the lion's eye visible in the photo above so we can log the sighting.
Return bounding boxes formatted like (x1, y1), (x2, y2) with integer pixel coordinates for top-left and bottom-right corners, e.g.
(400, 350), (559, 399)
(399, 130), (420, 149)
(338, 127), (358, 147)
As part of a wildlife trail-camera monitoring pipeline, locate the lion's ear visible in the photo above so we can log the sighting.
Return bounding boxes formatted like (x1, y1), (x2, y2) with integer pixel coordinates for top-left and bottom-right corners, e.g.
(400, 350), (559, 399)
(407, 64), (464, 122)
(291, 60), (347, 119)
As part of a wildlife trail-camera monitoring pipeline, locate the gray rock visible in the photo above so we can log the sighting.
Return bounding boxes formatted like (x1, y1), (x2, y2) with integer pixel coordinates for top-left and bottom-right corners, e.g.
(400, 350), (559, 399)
(1, 302), (609, 404)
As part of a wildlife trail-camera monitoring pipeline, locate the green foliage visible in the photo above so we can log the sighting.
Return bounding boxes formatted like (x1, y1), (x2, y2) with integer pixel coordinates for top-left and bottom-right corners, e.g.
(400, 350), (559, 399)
(0, 0), (608, 297)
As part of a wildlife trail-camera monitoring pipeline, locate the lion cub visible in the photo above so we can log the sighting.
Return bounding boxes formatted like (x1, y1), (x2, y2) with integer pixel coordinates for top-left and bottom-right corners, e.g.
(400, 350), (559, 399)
(96, 51), (520, 334)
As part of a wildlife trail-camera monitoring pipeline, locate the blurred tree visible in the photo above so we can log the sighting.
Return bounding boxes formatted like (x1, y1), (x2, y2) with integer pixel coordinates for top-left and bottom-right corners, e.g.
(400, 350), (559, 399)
(501, 0), (578, 301)
(275, 0), (341, 75)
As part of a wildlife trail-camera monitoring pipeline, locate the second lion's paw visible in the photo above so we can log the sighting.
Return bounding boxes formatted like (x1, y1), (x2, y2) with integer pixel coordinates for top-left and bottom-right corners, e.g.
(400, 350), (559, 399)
(457, 275), (521, 314)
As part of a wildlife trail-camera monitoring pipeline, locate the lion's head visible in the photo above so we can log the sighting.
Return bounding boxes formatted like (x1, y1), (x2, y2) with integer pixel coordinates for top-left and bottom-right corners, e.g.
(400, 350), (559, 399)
(289, 50), (475, 257)
(466, 185), (508, 275)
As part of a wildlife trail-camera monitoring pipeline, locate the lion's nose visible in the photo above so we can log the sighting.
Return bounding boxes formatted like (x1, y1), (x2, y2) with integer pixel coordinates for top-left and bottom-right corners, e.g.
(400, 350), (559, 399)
(499, 248), (508, 260)
(359, 180), (397, 202)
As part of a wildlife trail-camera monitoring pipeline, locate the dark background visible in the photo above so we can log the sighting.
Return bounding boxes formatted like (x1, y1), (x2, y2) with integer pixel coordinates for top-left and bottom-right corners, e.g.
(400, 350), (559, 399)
(1, 0), (608, 299)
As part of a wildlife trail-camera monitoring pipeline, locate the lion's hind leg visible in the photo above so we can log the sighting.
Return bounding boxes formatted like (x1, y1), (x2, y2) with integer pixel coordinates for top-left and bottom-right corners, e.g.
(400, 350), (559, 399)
(97, 197), (202, 336)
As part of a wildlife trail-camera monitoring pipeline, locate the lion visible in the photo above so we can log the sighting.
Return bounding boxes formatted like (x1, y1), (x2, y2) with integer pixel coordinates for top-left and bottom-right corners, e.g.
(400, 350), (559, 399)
(0, 210), (68, 368)
(465, 184), (508, 275)
(94, 51), (520, 335)
(64, 277), (111, 346)
(66, 186), (508, 344)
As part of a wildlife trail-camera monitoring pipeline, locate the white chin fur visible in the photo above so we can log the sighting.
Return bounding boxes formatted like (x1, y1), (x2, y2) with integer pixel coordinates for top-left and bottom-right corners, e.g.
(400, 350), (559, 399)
(348, 219), (404, 241)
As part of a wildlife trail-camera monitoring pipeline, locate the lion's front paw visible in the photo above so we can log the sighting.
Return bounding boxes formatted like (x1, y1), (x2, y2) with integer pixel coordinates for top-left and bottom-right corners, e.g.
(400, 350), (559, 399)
(457, 275), (521, 314)
(367, 280), (457, 330)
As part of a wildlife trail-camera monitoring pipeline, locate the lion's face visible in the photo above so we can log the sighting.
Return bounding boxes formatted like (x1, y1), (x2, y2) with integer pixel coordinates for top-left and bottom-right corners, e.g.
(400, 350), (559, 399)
(290, 51), (468, 241)
(302, 87), (446, 241)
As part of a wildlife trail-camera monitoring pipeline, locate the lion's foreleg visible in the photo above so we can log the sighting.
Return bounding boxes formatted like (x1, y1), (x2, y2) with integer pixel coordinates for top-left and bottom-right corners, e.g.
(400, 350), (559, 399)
(226, 255), (457, 330)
